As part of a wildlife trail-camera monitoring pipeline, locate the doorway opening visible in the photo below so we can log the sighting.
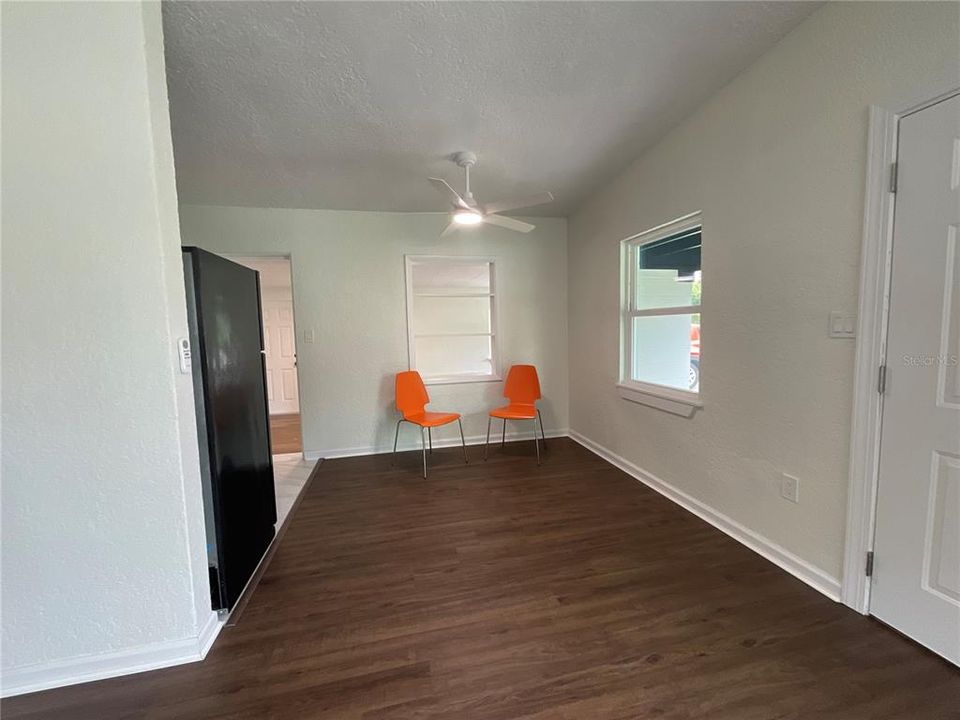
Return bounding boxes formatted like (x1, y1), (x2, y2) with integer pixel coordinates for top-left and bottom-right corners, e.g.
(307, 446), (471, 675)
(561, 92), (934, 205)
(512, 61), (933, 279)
(226, 255), (312, 526)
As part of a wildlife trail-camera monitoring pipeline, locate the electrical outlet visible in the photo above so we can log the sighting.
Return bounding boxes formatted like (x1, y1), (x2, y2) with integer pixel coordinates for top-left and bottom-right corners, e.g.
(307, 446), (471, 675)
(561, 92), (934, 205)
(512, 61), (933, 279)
(780, 473), (800, 503)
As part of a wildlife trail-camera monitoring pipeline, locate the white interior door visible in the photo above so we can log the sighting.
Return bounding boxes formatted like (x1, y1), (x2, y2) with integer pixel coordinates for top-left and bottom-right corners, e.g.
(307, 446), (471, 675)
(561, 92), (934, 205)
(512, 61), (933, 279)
(872, 94), (960, 665)
(261, 298), (300, 415)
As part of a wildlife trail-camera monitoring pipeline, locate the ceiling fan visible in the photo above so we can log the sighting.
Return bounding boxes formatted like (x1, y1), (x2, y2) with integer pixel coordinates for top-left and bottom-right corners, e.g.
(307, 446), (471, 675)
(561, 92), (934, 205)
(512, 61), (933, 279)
(429, 151), (554, 237)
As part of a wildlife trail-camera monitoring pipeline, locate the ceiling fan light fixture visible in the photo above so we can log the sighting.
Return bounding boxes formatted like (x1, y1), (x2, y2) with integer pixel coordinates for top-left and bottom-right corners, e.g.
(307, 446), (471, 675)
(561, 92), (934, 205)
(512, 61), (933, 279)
(429, 151), (552, 237)
(453, 209), (483, 225)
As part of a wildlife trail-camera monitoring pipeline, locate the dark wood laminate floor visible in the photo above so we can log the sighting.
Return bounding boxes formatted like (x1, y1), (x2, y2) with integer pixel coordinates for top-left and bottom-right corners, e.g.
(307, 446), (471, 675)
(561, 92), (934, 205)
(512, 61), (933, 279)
(270, 413), (302, 454)
(5, 438), (958, 719)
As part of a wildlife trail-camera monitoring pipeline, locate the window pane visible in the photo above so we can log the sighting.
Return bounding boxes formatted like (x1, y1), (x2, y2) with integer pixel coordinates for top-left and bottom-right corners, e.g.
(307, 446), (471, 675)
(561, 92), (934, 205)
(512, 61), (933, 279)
(411, 261), (491, 295)
(631, 314), (700, 392)
(413, 296), (491, 335)
(634, 227), (701, 310)
(415, 335), (493, 378)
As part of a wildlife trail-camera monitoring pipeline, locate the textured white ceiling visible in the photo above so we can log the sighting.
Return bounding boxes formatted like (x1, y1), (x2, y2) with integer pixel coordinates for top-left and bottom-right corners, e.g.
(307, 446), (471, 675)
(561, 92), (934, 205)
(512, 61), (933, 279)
(163, 1), (817, 216)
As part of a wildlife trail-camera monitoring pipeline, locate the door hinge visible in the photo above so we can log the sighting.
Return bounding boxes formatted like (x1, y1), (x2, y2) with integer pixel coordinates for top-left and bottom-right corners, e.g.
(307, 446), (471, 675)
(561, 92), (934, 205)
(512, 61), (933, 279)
(878, 364), (887, 395)
(889, 161), (898, 193)
(865, 551), (875, 577)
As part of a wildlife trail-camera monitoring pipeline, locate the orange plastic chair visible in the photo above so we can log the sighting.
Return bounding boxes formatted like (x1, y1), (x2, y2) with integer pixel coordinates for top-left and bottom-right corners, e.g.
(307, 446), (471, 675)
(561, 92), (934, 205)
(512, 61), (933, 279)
(392, 370), (468, 477)
(485, 364), (546, 464)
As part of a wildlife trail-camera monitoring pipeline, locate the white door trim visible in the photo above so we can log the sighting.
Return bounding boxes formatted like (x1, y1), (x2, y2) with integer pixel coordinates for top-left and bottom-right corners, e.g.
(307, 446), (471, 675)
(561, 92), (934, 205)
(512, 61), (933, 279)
(842, 105), (898, 612)
(843, 90), (960, 613)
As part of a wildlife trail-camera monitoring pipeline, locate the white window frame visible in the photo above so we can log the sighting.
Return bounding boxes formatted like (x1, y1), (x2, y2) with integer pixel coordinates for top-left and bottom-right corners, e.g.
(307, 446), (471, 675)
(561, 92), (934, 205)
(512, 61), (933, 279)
(404, 255), (502, 385)
(618, 211), (703, 417)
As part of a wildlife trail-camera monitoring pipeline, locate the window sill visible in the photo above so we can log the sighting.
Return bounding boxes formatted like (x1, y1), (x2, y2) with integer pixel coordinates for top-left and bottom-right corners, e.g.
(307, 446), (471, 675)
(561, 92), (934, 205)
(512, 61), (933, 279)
(424, 374), (502, 386)
(616, 382), (701, 418)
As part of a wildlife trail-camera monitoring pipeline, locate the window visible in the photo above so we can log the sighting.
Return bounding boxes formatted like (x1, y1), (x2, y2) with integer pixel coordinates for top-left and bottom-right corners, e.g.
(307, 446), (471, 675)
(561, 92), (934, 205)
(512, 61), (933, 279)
(619, 213), (702, 415)
(405, 256), (499, 384)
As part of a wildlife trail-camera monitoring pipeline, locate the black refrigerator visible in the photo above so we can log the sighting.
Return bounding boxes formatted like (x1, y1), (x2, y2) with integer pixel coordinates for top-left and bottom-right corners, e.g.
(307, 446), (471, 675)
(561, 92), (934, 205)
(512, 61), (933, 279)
(182, 248), (277, 612)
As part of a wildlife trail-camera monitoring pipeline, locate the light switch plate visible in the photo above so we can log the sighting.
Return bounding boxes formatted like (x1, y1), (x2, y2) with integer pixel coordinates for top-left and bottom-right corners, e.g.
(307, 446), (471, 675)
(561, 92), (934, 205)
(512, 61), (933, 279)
(303, 328), (316, 344)
(829, 311), (856, 338)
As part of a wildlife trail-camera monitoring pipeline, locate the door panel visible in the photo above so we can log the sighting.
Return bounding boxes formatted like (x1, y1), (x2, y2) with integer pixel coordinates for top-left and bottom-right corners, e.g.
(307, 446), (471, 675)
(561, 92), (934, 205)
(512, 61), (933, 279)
(265, 367), (275, 403)
(925, 452), (960, 604)
(872, 94), (960, 665)
(940, 227), (960, 407)
(261, 298), (300, 414)
(281, 368), (298, 402)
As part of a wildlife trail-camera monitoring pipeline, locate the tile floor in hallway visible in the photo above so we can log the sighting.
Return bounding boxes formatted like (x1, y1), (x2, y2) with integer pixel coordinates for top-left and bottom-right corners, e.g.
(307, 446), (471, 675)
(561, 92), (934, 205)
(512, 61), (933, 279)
(272, 453), (316, 526)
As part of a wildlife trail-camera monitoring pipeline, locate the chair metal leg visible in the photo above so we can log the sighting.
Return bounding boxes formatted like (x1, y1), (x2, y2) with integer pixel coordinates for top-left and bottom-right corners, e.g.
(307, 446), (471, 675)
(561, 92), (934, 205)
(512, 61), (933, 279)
(421, 426), (427, 479)
(428, 427), (433, 455)
(538, 409), (546, 450)
(458, 419), (468, 464)
(484, 416), (491, 461)
(391, 419), (403, 466)
(533, 417), (541, 465)
(501, 419), (506, 448)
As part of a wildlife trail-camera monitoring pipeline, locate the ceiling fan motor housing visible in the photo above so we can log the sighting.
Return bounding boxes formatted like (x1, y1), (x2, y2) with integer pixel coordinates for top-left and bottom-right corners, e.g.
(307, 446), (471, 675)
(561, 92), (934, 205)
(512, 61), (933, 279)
(453, 151), (477, 168)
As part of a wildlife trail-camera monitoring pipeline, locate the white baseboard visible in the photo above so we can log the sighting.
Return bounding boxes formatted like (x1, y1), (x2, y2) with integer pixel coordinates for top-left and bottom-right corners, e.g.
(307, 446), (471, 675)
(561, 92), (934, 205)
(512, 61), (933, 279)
(197, 610), (224, 658)
(304, 427), (569, 461)
(1, 611), (224, 698)
(568, 430), (842, 602)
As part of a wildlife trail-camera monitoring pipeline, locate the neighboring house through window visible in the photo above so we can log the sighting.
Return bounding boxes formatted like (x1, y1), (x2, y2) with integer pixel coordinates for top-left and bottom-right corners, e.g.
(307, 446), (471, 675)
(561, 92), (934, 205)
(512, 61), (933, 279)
(620, 212), (702, 414)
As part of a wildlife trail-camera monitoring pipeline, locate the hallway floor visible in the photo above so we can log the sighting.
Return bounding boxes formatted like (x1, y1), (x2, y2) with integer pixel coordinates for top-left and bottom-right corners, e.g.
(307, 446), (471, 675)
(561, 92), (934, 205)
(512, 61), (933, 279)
(269, 413), (302, 454)
(272, 452), (315, 527)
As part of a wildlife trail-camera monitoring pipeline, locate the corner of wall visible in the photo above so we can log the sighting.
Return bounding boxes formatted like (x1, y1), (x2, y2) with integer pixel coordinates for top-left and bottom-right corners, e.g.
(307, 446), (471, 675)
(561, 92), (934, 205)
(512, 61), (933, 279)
(140, 0), (211, 634)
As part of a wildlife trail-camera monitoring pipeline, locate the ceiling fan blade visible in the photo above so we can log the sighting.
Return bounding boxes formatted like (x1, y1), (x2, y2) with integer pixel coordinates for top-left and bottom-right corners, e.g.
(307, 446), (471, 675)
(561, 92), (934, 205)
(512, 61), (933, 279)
(439, 220), (459, 238)
(428, 177), (471, 210)
(483, 214), (535, 233)
(482, 191), (554, 215)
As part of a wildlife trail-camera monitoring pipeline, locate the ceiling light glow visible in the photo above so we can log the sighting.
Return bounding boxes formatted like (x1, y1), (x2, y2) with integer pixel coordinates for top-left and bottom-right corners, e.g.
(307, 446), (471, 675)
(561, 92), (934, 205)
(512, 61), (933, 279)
(453, 209), (483, 225)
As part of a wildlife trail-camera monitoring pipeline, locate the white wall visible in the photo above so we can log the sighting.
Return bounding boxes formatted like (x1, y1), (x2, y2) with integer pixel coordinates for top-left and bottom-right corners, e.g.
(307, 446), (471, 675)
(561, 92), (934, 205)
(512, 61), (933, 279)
(1, 1), (212, 694)
(567, 1), (960, 587)
(228, 256), (294, 296)
(178, 206), (569, 456)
